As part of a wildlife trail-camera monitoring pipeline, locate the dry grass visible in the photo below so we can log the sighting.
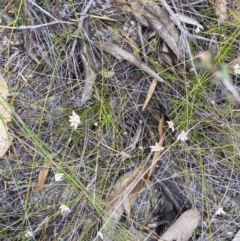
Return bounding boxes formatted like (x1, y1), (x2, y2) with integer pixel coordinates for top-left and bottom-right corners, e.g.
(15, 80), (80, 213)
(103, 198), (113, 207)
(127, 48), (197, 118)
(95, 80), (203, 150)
(1, 0), (240, 240)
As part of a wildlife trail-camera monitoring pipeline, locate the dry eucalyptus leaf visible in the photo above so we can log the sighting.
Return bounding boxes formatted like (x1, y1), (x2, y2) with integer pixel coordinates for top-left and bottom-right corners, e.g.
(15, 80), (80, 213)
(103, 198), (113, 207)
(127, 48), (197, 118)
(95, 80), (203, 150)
(171, 14), (204, 31)
(0, 121), (11, 156)
(232, 230), (240, 241)
(142, 79), (157, 111)
(122, 167), (149, 216)
(161, 209), (201, 241)
(215, 0), (228, 26)
(102, 166), (149, 241)
(0, 74), (9, 98)
(0, 75), (11, 157)
(36, 163), (51, 191)
(106, 166), (149, 220)
(129, 0), (186, 62)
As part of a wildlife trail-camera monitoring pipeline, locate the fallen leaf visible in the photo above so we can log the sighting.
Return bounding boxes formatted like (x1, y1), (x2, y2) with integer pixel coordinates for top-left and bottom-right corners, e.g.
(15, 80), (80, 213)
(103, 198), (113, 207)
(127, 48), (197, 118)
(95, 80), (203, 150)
(0, 75), (11, 157)
(170, 13), (204, 31)
(161, 209), (201, 241)
(102, 166), (149, 240)
(0, 74), (9, 98)
(232, 230), (240, 241)
(214, 0), (228, 26)
(142, 79), (157, 111)
(123, 168), (149, 216)
(106, 166), (149, 220)
(0, 121), (11, 156)
(36, 163), (51, 191)
(129, 1), (185, 62)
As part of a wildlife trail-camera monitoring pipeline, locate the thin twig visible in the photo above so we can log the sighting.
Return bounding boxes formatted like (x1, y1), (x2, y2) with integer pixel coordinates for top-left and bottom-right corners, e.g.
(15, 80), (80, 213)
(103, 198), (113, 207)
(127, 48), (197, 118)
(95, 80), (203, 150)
(137, 20), (148, 65)
(0, 21), (73, 30)
(28, 0), (59, 21)
(157, 179), (181, 212)
(70, 0), (95, 56)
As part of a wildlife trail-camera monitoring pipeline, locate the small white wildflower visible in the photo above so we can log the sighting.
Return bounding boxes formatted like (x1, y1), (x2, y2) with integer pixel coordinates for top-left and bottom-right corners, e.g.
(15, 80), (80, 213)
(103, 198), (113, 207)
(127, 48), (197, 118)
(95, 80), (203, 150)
(97, 231), (104, 240)
(150, 143), (165, 152)
(25, 230), (34, 238)
(69, 110), (81, 130)
(234, 64), (240, 75)
(177, 130), (188, 142)
(215, 207), (226, 216)
(55, 173), (64, 182)
(167, 120), (175, 132)
(220, 34), (226, 39)
(59, 204), (71, 215)
(195, 25), (203, 33)
(195, 27), (200, 33)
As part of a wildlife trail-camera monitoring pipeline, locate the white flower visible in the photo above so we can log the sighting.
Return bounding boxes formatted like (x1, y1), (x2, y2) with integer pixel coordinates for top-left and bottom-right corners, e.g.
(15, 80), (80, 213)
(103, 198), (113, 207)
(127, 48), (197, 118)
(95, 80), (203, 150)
(215, 207), (226, 216)
(167, 120), (175, 132)
(59, 204), (71, 215)
(150, 143), (165, 152)
(97, 231), (104, 240)
(195, 24), (204, 33)
(25, 230), (34, 238)
(55, 173), (64, 182)
(69, 110), (81, 129)
(177, 130), (188, 142)
(234, 64), (240, 75)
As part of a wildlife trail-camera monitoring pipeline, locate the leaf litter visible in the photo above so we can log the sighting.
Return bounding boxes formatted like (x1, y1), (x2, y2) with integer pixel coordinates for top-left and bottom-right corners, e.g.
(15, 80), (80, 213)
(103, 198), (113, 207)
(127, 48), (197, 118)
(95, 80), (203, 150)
(0, 74), (11, 157)
(1, 0), (240, 240)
